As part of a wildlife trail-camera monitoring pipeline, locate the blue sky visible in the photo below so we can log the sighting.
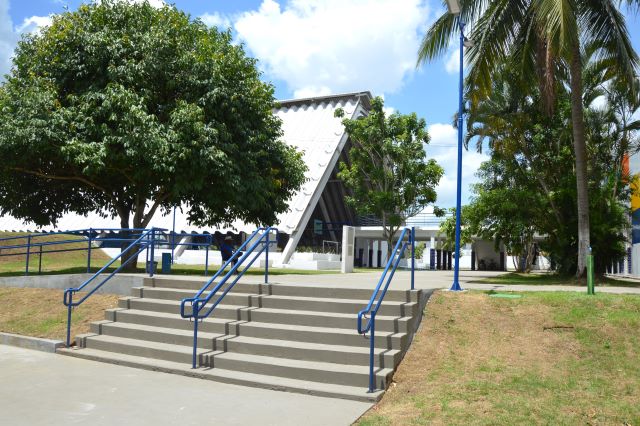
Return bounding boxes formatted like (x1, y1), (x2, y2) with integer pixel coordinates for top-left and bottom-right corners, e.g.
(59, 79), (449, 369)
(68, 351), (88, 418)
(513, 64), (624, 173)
(1, 0), (639, 209)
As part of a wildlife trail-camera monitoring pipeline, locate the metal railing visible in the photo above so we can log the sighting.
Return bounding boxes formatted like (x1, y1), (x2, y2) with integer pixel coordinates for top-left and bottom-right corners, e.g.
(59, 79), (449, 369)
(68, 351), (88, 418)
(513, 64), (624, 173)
(0, 228), (214, 275)
(180, 227), (278, 368)
(357, 227), (415, 393)
(62, 228), (167, 347)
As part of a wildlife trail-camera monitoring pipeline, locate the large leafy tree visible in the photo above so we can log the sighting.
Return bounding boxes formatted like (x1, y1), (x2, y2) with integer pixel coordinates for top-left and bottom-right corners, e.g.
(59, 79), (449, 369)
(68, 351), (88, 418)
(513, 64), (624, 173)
(418, 0), (639, 277)
(0, 2), (306, 257)
(335, 97), (443, 255)
(464, 63), (635, 275)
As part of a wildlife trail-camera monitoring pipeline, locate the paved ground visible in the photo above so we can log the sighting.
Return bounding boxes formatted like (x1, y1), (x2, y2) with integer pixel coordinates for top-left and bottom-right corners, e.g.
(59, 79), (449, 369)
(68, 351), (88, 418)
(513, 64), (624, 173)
(0, 345), (371, 426)
(185, 269), (640, 295)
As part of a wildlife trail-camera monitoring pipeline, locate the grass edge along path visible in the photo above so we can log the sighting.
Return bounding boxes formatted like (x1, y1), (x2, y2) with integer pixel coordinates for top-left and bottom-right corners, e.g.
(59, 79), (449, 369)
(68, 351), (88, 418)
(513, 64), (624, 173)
(357, 290), (640, 425)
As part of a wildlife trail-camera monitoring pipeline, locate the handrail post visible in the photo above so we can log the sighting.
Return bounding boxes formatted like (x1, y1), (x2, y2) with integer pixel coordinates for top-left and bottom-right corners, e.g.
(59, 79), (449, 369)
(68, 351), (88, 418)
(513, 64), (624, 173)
(38, 245), (43, 275)
(192, 301), (200, 369)
(66, 291), (73, 347)
(25, 234), (31, 276)
(87, 229), (92, 273)
(411, 227), (415, 291)
(368, 313), (376, 393)
(205, 245), (209, 276)
(149, 228), (155, 277)
(265, 230), (270, 284)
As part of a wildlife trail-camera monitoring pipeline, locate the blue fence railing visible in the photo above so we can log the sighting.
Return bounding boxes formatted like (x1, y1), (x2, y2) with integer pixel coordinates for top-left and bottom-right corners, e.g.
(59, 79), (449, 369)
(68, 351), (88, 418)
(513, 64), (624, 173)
(180, 227), (278, 368)
(357, 227), (415, 393)
(0, 228), (214, 276)
(62, 227), (166, 347)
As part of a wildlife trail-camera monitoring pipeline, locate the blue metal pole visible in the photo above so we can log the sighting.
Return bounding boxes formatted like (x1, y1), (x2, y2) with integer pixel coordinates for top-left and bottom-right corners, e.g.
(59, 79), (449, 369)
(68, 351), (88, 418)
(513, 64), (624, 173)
(205, 245), (209, 277)
(411, 227), (415, 291)
(66, 292), (73, 347)
(192, 301), (199, 369)
(265, 230), (270, 284)
(87, 229), (92, 273)
(450, 22), (465, 292)
(171, 207), (176, 264)
(149, 228), (155, 277)
(25, 234), (31, 276)
(368, 314), (376, 393)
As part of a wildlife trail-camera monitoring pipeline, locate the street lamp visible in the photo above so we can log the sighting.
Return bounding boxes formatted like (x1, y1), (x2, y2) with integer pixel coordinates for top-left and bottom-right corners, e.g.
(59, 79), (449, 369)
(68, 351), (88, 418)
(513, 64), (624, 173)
(447, 0), (466, 291)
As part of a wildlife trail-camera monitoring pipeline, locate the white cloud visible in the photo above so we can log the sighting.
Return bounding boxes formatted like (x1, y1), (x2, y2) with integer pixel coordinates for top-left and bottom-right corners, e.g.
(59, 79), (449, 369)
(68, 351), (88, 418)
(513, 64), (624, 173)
(444, 48), (458, 74)
(15, 15), (53, 34)
(427, 123), (489, 207)
(428, 122), (457, 145)
(292, 85), (332, 98)
(234, 0), (431, 97)
(0, 0), (53, 80)
(199, 12), (231, 29)
(0, 0), (17, 78)
(444, 48), (468, 74)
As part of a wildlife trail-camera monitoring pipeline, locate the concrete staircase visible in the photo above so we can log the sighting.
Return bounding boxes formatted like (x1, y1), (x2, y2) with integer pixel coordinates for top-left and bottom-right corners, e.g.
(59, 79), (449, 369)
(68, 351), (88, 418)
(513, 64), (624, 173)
(58, 277), (429, 401)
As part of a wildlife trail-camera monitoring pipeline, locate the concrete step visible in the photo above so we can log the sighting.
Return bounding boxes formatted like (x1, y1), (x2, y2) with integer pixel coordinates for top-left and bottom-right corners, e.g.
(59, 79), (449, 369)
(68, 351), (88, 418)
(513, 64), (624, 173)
(204, 351), (394, 389)
(120, 297), (413, 333)
(136, 286), (417, 316)
(233, 319), (407, 350)
(81, 334), (202, 364)
(146, 278), (419, 302)
(107, 308), (407, 349)
(57, 347), (384, 402)
(78, 334), (393, 388)
(222, 335), (401, 368)
(92, 321), (400, 367)
(91, 321), (222, 350)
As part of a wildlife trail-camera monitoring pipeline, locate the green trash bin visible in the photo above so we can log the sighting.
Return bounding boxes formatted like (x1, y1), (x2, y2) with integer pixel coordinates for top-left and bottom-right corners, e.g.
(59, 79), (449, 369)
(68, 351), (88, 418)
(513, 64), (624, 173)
(161, 252), (172, 274)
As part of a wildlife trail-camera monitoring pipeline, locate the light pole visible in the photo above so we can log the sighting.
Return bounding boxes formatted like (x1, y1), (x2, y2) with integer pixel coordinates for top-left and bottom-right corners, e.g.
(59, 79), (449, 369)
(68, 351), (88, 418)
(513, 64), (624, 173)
(446, 0), (470, 291)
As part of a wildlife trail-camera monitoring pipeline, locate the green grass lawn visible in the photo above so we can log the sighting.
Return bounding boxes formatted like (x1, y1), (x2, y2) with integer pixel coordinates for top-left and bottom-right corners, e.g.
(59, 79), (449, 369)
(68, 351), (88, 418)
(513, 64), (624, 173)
(358, 290), (640, 425)
(473, 271), (640, 287)
(0, 232), (111, 276)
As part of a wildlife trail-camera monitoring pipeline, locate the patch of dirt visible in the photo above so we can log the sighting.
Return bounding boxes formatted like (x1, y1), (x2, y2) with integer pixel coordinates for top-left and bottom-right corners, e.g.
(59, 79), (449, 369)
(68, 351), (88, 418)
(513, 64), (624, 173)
(0, 287), (119, 341)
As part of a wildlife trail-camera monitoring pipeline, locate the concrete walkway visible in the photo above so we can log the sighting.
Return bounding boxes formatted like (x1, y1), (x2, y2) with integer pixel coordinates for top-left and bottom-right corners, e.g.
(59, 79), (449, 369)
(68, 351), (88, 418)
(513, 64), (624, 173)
(228, 270), (640, 295)
(0, 345), (371, 426)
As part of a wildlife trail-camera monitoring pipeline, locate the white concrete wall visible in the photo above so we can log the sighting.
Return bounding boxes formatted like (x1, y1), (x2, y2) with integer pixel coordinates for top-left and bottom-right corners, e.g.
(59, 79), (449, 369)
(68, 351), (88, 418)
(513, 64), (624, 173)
(0, 274), (144, 296)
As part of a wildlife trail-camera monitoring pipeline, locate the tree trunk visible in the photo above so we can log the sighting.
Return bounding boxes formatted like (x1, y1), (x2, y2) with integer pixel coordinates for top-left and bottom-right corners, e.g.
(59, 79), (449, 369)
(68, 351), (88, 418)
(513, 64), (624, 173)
(118, 209), (140, 272)
(569, 40), (590, 278)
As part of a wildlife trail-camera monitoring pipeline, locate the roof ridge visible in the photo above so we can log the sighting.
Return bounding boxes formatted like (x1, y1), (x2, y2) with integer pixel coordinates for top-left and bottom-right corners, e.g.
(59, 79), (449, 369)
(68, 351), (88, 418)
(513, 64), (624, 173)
(277, 91), (372, 110)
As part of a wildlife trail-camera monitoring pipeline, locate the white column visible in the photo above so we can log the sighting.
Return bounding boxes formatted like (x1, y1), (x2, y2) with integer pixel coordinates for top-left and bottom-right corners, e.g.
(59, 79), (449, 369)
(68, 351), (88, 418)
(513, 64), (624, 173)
(341, 226), (355, 273)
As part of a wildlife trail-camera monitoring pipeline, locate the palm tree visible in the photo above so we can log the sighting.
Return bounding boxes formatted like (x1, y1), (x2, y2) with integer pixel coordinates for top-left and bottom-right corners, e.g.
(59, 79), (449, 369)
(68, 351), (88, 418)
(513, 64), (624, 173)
(418, 0), (639, 276)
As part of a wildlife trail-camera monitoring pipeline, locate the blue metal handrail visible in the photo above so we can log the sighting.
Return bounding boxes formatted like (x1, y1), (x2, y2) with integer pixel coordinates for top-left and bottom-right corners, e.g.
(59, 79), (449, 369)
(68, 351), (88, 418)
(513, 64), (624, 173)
(180, 227), (278, 368)
(62, 228), (166, 347)
(0, 228), (214, 276)
(357, 227), (415, 393)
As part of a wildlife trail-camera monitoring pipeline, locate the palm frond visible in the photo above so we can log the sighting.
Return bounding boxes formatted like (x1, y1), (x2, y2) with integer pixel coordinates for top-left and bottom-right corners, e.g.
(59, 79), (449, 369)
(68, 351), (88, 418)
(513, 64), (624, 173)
(580, 0), (640, 91)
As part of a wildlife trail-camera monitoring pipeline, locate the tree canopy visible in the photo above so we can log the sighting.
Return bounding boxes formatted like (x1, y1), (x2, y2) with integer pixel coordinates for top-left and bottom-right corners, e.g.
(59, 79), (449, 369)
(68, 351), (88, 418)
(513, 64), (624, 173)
(0, 1), (306, 233)
(335, 97), (443, 253)
(463, 60), (636, 274)
(418, 0), (639, 276)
